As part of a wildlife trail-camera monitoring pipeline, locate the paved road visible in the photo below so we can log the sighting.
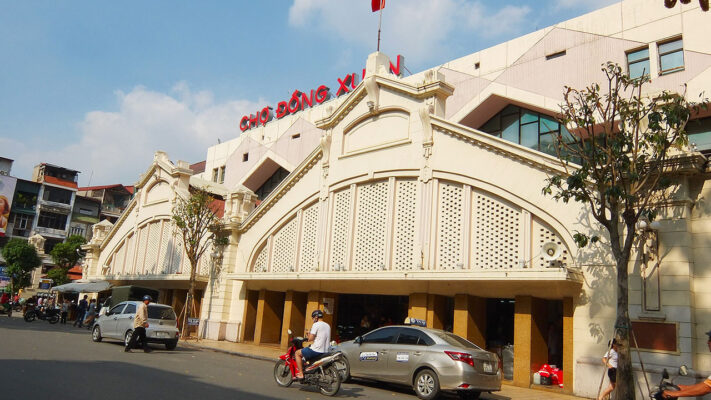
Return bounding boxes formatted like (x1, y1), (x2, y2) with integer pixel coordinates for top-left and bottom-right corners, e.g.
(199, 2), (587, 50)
(1, 315), (511, 400)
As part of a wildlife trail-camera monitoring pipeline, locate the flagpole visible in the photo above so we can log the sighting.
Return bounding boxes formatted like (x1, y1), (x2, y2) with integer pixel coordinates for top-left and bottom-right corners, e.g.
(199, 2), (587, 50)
(377, 0), (383, 51)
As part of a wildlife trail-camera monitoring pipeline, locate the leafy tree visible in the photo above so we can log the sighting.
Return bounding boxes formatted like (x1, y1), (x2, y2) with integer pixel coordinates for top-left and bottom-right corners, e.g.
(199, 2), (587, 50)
(1, 238), (41, 293)
(50, 235), (87, 270)
(664, 0), (709, 11)
(544, 62), (706, 399)
(172, 187), (224, 337)
(49, 235), (87, 286)
(46, 267), (69, 286)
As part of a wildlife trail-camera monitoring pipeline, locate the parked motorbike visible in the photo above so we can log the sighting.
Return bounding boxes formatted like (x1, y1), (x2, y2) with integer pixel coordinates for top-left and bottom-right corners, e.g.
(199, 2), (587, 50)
(24, 306), (60, 324)
(273, 329), (342, 396)
(650, 365), (687, 399)
(12, 301), (22, 312)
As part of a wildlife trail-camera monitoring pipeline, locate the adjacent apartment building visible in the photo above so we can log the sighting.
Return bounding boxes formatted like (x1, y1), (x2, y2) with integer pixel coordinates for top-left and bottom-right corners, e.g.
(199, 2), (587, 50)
(82, 1), (711, 397)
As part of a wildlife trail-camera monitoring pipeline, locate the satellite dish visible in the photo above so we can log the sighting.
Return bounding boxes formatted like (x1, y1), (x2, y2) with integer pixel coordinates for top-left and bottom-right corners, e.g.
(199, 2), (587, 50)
(541, 242), (562, 261)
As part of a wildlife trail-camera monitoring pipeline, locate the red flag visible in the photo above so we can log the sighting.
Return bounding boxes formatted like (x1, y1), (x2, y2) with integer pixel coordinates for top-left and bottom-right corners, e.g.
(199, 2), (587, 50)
(371, 0), (385, 12)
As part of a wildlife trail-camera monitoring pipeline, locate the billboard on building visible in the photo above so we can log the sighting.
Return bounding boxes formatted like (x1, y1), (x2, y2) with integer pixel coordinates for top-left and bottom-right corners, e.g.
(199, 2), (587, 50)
(0, 175), (17, 237)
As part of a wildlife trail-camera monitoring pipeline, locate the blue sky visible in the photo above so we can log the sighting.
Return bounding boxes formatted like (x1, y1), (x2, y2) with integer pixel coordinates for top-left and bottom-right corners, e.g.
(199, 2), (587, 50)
(0, 0), (615, 186)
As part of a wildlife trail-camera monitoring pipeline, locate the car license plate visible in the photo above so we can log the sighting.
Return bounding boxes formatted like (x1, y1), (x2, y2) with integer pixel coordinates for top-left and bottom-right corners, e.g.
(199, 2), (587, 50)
(156, 331), (170, 338)
(483, 362), (493, 373)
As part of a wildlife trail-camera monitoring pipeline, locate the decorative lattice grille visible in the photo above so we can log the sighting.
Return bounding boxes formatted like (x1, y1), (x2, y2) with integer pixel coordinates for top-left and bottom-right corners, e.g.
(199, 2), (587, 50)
(353, 181), (389, 271)
(124, 233), (135, 275)
(156, 221), (170, 274)
(253, 243), (269, 272)
(393, 180), (418, 270)
(114, 242), (125, 275)
(136, 225), (149, 274)
(436, 182), (463, 270)
(298, 204), (320, 272)
(329, 188), (352, 271)
(535, 219), (569, 268)
(198, 253), (209, 276)
(145, 222), (160, 274)
(472, 191), (522, 269)
(271, 217), (299, 272)
(168, 228), (183, 274)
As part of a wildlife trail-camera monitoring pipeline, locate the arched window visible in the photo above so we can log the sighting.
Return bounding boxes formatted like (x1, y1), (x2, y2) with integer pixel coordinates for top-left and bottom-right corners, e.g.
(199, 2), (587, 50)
(478, 105), (575, 158)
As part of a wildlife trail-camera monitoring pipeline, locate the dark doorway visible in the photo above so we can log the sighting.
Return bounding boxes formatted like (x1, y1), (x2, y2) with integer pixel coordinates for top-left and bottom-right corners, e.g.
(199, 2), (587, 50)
(336, 294), (408, 341)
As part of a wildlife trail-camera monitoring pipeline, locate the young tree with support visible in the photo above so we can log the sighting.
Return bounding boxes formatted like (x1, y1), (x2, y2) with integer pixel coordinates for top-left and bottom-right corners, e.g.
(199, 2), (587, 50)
(172, 186), (225, 339)
(543, 62), (706, 400)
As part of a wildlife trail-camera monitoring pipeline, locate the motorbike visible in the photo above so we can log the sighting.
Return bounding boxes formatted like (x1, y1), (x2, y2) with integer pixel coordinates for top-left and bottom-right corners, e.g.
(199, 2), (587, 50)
(273, 329), (342, 396)
(650, 365), (688, 399)
(0, 303), (11, 317)
(24, 306), (60, 324)
(12, 301), (22, 312)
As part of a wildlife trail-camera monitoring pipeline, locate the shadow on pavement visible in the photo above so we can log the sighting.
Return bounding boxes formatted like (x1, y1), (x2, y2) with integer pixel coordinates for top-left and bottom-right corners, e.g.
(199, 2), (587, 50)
(348, 378), (512, 400)
(2, 359), (283, 400)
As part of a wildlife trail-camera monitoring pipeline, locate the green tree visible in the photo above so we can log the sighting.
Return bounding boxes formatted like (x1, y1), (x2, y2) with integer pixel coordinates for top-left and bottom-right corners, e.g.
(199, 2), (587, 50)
(544, 62), (706, 399)
(172, 187), (224, 337)
(49, 235), (87, 286)
(664, 0), (709, 11)
(1, 238), (41, 293)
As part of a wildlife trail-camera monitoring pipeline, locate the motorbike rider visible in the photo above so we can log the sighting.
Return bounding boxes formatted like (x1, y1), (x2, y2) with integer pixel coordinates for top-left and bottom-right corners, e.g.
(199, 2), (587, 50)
(0, 291), (10, 313)
(295, 309), (331, 380)
(663, 330), (711, 398)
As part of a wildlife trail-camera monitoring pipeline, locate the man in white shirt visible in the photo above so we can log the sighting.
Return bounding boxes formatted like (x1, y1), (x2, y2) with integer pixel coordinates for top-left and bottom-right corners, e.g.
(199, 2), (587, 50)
(663, 330), (711, 398)
(295, 309), (331, 379)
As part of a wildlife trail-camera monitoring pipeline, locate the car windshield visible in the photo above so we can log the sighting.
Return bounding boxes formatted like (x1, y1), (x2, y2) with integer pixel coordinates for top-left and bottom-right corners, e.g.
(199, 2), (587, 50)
(433, 331), (481, 350)
(148, 306), (176, 320)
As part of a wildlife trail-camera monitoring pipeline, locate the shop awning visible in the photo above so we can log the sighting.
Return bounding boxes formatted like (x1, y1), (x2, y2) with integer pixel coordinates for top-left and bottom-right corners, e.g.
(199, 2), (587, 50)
(52, 280), (112, 293)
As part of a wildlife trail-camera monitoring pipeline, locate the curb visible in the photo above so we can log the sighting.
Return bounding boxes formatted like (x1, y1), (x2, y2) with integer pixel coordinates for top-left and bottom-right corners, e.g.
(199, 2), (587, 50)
(180, 341), (276, 362)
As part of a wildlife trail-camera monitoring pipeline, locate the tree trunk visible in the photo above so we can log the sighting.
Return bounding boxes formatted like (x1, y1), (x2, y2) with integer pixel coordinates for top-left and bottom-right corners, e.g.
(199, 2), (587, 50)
(615, 253), (635, 400)
(182, 259), (198, 339)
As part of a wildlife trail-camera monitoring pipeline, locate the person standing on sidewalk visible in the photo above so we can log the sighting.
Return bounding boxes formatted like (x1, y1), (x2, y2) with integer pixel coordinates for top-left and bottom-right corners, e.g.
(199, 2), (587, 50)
(598, 339), (619, 400)
(60, 300), (69, 324)
(125, 295), (152, 353)
(74, 295), (88, 327)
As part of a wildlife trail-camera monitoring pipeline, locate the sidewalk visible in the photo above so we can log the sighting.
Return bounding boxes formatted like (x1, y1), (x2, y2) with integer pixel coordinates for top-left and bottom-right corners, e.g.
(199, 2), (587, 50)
(180, 339), (590, 400)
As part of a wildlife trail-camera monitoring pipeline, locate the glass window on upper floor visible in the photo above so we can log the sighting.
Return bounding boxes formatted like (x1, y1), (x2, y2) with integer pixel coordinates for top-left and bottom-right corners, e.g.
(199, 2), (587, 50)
(658, 38), (684, 75)
(478, 105), (577, 160)
(687, 117), (711, 154)
(627, 47), (650, 79)
(43, 187), (73, 204)
(218, 166), (225, 184)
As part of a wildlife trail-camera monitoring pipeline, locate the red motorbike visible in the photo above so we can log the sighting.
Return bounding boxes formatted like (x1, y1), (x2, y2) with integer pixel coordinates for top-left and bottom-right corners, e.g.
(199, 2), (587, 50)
(273, 329), (342, 396)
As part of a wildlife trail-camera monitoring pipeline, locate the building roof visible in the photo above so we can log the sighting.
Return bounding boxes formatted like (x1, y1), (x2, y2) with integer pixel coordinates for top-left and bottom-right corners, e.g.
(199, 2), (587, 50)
(78, 184), (133, 195)
(125, 186), (134, 195)
(39, 163), (80, 174)
(190, 161), (206, 174)
(43, 175), (78, 189)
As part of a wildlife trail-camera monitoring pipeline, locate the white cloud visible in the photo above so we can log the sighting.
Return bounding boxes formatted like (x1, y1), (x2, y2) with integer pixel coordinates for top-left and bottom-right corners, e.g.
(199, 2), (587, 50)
(554, 0), (618, 11)
(7, 84), (263, 186)
(287, 0), (531, 65)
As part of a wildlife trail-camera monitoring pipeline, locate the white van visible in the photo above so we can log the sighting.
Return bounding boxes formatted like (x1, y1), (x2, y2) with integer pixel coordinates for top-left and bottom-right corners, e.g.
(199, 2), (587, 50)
(91, 301), (180, 350)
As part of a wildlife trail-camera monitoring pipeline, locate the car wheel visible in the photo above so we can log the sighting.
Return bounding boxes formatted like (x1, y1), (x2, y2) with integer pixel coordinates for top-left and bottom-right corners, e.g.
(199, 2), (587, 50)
(414, 369), (440, 400)
(165, 340), (178, 350)
(124, 330), (133, 348)
(92, 325), (103, 342)
(457, 391), (481, 400)
(333, 357), (350, 383)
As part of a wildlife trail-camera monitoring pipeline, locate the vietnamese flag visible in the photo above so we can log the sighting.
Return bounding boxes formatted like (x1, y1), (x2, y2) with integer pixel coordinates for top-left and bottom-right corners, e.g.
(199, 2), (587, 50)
(371, 0), (385, 12)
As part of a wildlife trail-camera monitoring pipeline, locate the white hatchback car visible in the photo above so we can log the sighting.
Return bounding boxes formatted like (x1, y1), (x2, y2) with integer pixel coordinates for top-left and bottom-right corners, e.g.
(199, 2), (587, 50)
(91, 301), (180, 350)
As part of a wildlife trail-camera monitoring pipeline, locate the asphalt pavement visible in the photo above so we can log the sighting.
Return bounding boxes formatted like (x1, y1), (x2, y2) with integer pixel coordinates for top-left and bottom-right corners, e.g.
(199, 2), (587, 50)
(0, 314), (483, 400)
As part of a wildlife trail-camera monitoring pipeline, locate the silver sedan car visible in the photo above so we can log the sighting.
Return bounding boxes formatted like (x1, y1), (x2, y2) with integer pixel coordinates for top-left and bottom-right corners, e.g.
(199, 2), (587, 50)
(91, 301), (180, 350)
(334, 325), (501, 400)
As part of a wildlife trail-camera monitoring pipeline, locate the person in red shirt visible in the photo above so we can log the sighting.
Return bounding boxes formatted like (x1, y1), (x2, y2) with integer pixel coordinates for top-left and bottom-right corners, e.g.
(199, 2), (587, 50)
(0, 292), (10, 314)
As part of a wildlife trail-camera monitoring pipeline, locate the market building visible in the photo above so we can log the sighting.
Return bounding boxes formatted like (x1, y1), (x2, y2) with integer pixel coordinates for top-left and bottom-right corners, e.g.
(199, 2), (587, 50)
(83, 1), (711, 397)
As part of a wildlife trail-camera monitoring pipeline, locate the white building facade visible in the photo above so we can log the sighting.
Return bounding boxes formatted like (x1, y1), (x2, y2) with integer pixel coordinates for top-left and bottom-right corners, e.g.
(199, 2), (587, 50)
(84, 1), (711, 397)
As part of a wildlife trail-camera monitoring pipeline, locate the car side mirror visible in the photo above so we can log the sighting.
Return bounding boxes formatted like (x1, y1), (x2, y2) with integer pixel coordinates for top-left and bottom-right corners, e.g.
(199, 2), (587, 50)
(355, 336), (363, 345)
(679, 365), (688, 376)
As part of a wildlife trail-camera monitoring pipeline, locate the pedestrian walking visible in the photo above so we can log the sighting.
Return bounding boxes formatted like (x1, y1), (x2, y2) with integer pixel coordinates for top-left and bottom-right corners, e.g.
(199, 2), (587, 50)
(598, 338), (619, 400)
(60, 300), (69, 324)
(74, 295), (88, 327)
(125, 295), (152, 353)
(84, 299), (97, 329)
